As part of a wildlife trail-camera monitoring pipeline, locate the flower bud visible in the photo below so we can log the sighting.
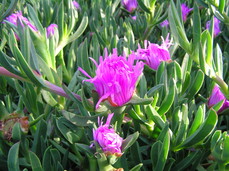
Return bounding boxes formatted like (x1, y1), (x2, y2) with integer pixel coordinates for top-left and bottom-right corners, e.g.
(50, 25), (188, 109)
(133, 34), (172, 70)
(93, 113), (123, 157)
(121, 0), (138, 13)
(46, 24), (58, 38)
(206, 17), (221, 37)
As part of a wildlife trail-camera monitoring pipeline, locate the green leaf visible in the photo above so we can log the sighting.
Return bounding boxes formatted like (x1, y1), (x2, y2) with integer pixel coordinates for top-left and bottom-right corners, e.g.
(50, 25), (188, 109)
(155, 128), (170, 171)
(168, 0), (191, 55)
(172, 151), (200, 170)
(8, 142), (20, 171)
(191, 3), (201, 63)
(27, 4), (44, 33)
(12, 122), (21, 141)
(218, 0), (225, 13)
(9, 30), (45, 88)
(147, 84), (164, 97)
(145, 105), (165, 130)
(0, 50), (24, 78)
(122, 132), (139, 152)
(42, 146), (52, 171)
(137, 0), (151, 13)
(62, 110), (103, 126)
(0, 0), (18, 22)
(49, 140), (80, 165)
(130, 163), (143, 171)
(211, 130), (222, 151)
(127, 94), (153, 105)
(185, 70), (204, 99)
(175, 109), (218, 150)
(157, 79), (175, 115)
(56, 117), (81, 144)
(41, 90), (58, 107)
(188, 106), (204, 137)
(29, 151), (43, 171)
(68, 12), (89, 43)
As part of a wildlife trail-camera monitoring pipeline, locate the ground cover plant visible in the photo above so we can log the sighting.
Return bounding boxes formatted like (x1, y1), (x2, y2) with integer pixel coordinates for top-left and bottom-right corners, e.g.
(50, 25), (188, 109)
(0, 0), (228, 170)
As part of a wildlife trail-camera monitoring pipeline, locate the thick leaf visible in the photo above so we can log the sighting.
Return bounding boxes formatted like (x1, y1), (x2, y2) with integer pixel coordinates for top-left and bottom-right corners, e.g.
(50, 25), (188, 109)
(172, 151), (200, 170)
(185, 70), (204, 99)
(147, 84), (164, 97)
(174, 109), (217, 150)
(29, 151), (43, 171)
(130, 163), (143, 171)
(155, 128), (170, 171)
(8, 142), (20, 171)
(62, 110), (103, 126)
(157, 79), (175, 115)
(127, 94), (153, 105)
(122, 132), (139, 152)
(188, 106), (204, 137)
(137, 0), (151, 13)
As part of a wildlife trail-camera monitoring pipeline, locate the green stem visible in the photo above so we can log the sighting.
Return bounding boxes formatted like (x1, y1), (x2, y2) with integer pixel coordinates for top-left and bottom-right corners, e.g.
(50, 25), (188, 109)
(212, 75), (229, 99)
(97, 153), (115, 171)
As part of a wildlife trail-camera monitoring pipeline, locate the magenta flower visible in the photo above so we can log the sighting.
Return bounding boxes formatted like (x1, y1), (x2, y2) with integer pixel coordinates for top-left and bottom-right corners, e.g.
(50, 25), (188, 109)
(4, 11), (37, 32)
(206, 17), (221, 37)
(46, 24), (58, 38)
(131, 16), (137, 20)
(72, 1), (81, 10)
(121, 0), (138, 13)
(93, 113), (123, 156)
(208, 85), (229, 113)
(79, 49), (144, 109)
(160, 19), (169, 28)
(181, 3), (193, 22)
(133, 35), (172, 70)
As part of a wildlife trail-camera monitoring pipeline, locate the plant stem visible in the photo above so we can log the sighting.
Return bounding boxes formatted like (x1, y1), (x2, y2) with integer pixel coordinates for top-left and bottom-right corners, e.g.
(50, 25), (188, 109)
(0, 66), (82, 101)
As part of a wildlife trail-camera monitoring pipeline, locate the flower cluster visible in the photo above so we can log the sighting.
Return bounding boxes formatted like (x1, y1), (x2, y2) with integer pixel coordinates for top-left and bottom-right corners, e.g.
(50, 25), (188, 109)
(208, 85), (229, 113)
(132, 35), (172, 70)
(93, 113), (123, 156)
(79, 49), (144, 109)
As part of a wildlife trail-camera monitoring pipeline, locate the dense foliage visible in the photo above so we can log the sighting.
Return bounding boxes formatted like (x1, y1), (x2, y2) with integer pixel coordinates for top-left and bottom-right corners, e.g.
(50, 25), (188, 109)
(0, 0), (228, 170)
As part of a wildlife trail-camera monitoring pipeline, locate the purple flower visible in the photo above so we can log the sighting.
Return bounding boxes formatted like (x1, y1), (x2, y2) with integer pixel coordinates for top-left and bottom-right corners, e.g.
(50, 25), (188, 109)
(206, 17), (221, 37)
(160, 19), (169, 28)
(79, 48), (144, 109)
(181, 3), (193, 22)
(122, 0), (138, 13)
(46, 24), (58, 38)
(4, 11), (37, 32)
(72, 1), (81, 10)
(208, 85), (229, 113)
(131, 16), (137, 20)
(93, 113), (123, 156)
(133, 35), (172, 70)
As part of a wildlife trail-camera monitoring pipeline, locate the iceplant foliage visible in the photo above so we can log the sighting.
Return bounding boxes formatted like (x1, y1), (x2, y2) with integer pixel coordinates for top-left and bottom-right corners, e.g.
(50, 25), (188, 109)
(93, 113), (123, 156)
(79, 48), (144, 109)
